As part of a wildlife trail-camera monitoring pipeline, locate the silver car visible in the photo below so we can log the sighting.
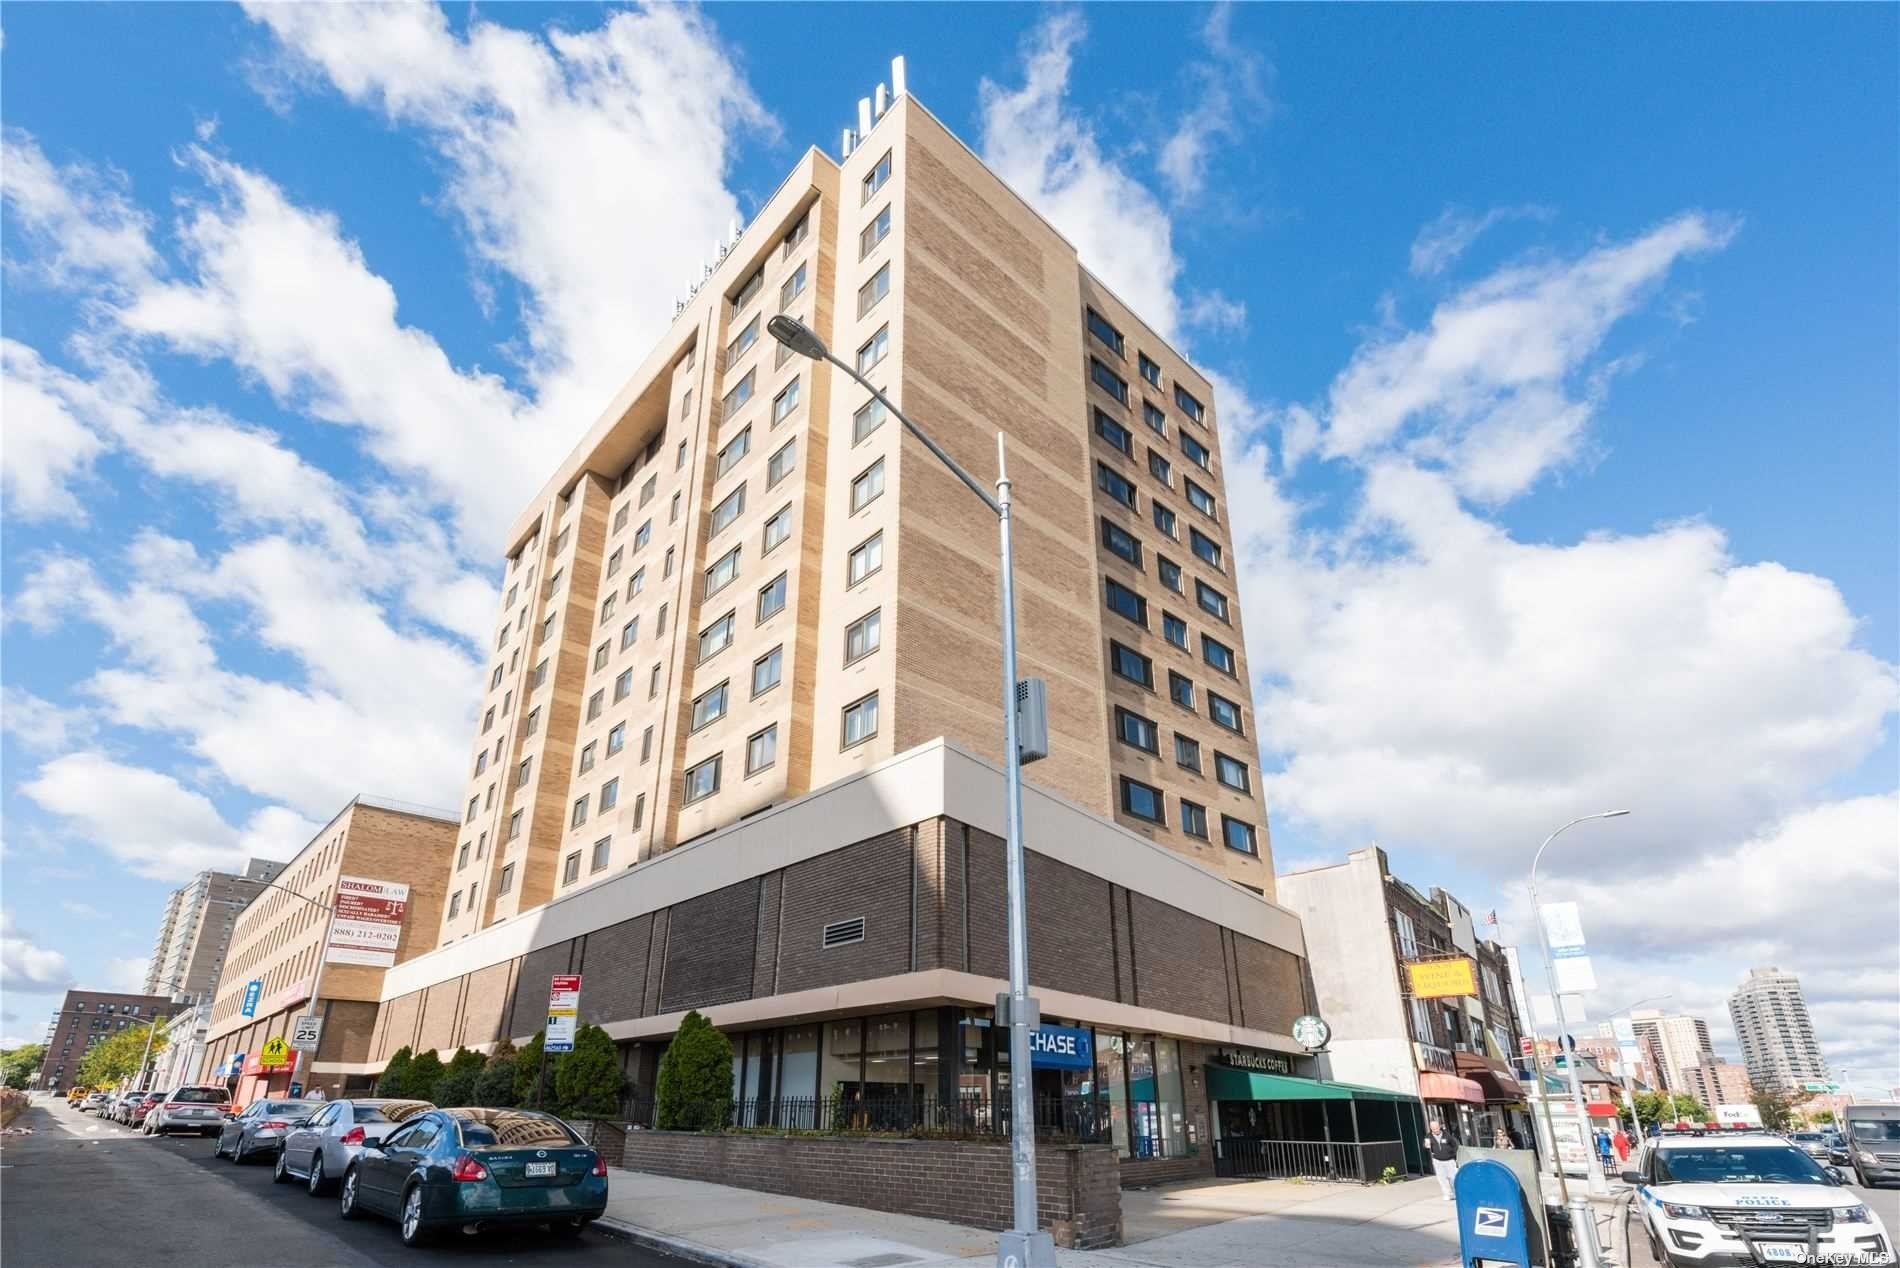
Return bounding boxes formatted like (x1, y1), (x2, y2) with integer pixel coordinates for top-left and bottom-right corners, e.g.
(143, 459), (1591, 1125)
(214, 1098), (318, 1163)
(273, 1098), (434, 1195)
(145, 1084), (232, 1135)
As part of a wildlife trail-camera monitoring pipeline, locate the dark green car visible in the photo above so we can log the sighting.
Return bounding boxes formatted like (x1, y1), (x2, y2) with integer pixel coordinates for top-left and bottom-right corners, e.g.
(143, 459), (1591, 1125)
(336, 1107), (609, 1246)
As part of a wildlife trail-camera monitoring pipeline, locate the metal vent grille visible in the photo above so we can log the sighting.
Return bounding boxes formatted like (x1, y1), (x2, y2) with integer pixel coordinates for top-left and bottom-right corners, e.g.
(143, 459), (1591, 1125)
(822, 916), (866, 948)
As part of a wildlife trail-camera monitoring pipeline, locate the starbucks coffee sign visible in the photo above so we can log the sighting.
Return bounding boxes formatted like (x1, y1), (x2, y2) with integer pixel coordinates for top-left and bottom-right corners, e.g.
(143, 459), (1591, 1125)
(1218, 1048), (1292, 1075)
(1292, 1014), (1332, 1052)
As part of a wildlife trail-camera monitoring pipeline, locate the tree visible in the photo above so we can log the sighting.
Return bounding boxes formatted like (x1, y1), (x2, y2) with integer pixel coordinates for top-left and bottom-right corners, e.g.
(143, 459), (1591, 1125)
(1, 1044), (47, 1089)
(407, 1050), (446, 1103)
(433, 1047), (489, 1107)
(77, 1024), (165, 1089)
(515, 1030), (551, 1107)
(377, 1046), (414, 1098)
(1752, 1086), (1799, 1132)
(655, 1010), (732, 1131)
(475, 1041), (519, 1108)
(555, 1024), (625, 1120)
(1671, 1093), (1711, 1122)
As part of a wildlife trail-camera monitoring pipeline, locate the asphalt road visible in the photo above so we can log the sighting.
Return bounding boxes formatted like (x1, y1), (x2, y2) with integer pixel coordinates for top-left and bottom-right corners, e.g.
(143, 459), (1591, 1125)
(2, 1096), (686, 1268)
(1619, 1175), (1900, 1266)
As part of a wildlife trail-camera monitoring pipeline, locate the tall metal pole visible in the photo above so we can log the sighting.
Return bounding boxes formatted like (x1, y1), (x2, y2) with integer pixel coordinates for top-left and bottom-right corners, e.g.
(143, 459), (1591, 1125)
(1506, 944), (1570, 1203)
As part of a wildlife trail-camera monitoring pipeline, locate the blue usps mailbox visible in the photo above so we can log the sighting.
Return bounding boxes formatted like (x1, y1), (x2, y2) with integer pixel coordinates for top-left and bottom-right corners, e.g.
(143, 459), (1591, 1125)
(1454, 1158), (1536, 1267)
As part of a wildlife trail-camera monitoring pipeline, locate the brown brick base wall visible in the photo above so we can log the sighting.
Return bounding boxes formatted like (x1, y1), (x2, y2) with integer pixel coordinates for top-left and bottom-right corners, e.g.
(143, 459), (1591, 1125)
(1118, 1152), (1215, 1188)
(616, 1132), (1122, 1249)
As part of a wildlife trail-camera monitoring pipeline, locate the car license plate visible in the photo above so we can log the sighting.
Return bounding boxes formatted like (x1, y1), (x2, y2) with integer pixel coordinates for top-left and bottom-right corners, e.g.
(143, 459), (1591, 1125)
(1758, 1247), (1810, 1263)
(525, 1161), (556, 1178)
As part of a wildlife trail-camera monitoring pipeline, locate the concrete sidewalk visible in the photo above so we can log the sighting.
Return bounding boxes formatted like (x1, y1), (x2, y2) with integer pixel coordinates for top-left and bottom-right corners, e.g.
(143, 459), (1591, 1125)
(599, 1169), (1464, 1268)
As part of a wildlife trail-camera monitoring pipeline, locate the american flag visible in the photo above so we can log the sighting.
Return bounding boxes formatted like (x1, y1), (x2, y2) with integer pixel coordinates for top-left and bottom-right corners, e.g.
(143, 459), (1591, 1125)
(1485, 909), (1499, 927)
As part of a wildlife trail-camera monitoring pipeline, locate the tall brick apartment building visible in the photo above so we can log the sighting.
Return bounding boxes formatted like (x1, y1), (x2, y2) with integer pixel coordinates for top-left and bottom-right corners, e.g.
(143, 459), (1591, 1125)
(365, 69), (1316, 1178)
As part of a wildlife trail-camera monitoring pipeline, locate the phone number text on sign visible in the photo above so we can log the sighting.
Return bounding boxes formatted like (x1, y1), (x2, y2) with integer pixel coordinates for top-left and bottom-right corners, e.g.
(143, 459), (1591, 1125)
(325, 876), (411, 966)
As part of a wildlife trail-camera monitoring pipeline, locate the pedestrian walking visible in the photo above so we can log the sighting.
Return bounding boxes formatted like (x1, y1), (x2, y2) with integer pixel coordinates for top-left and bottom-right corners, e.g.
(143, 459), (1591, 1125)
(1427, 1119), (1460, 1200)
(1595, 1127), (1615, 1170)
(1612, 1126), (1631, 1161)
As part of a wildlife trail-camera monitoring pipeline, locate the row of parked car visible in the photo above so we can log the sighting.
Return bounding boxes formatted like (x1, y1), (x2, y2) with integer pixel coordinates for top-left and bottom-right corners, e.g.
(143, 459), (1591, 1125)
(78, 1084), (609, 1246)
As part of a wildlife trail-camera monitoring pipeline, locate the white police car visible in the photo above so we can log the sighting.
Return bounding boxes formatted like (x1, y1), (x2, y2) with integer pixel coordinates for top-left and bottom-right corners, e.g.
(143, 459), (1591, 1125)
(1627, 1129), (1894, 1265)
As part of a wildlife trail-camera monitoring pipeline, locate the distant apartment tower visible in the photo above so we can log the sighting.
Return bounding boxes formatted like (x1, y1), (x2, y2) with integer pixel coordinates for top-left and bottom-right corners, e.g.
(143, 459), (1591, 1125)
(143, 858), (286, 1004)
(1629, 1009), (1716, 1093)
(1729, 967), (1828, 1091)
(1680, 1058), (1753, 1110)
(435, 66), (1272, 944)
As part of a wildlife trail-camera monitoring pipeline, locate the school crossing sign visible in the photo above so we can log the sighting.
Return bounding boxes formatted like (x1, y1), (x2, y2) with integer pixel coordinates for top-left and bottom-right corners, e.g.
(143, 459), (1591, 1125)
(259, 1035), (292, 1068)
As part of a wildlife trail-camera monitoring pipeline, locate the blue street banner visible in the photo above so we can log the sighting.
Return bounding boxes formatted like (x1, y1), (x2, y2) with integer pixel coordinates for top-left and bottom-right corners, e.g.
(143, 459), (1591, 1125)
(1028, 1024), (1094, 1071)
(240, 979), (262, 1018)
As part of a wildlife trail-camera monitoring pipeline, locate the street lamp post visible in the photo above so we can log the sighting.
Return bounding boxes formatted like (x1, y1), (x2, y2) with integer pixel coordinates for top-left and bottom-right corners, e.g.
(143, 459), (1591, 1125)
(208, 880), (339, 1090)
(769, 315), (1053, 1268)
(1527, 810), (1630, 1268)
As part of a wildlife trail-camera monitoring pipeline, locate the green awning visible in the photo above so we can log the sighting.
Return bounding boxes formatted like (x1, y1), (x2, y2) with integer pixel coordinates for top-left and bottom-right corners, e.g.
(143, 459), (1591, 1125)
(1206, 1066), (1415, 1104)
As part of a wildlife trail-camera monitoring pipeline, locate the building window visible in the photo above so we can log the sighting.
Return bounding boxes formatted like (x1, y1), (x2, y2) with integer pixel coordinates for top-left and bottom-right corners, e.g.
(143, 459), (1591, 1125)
(649, 665), (661, 698)
(517, 756), (534, 788)
(1208, 692), (1244, 734)
(1090, 357), (1129, 404)
(1097, 462), (1137, 511)
(1186, 480), (1217, 519)
(1143, 400), (1167, 436)
(641, 725), (654, 761)
(606, 723), (626, 755)
(772, 377), (801, 424)
(684, 754), (721, 803)
(746, 571), (784, 622)
(621, 618), (639, 649)
(856, 324), (889, 374)
(571, 796), (589, 828)
(1115, 707), (1159, 754)
(593, 642), (609, 671)
(731, 265), (764, 312)
(634, 518), (652, 550)
(656, 601), (668, 635)
(699, 611), (736, 661)
(862, 150), (892, 201)
(1119, 776), (1165, 824)
(711, 486), (746, 539)
(579, 742), (597, 775)
(448, 892), (462, 918)
(599, 777), (619, 811)
(1147, 449), (1173, 488)
(1169, 670), (1195, 709)
(562, 852), (581, 885)
(1202, 634), (1236, 675)
(763, 503), (792, 552)
(1105, 578), (1146, 627)
(1181, 431), (1212, 471)
(1190, 527), (1222, 569)
(861, 203), (892, 257)
(721, 370), (756, 418)
(670, 491), (681, 524)
(782, 210), (809, 255)
(1180, 799), (1209, 839)
(1086, 308), (1125, 356)
(586, 690), (603, 721)
(848, 532), (883, 585)
(490, 663), (503, 690)
(858, 263), (891, 317)
(664, 546), (675, 578)
(457, 841), (470, 871)
(1173, 385), (1205, 423)
(705, 544), (742, 597)
(629, 567), (645, 598)
(1094, 408), (1133, 457)
(851, 458), (885, 512)
(779, 260), (808, 310)
(598, 592), (616, 622)
(1109, 640), (1153, 689)
(1101, 518), (1141, 565)
(767, 438), (797, 487)
(1221, 816), (1257, 855)
(853, 398), (886, 444)
(845, 608), (881, 663)
(508, 810), (523, 840)
(752, 645), (783, 696)
(1215, 752), (1251, 793)
(1157, 554), (1183, 591)
(632, 792), (646, 830)
(614, 668), (633, 702)
(499, 863), (515, 895)
(1161, 612), (1188, 649)
(717, 427), (752, 478)
(1196, 580), (1229, 621)
(746, 725), (778, 774)
(1139, 353), (1161, 387)
(1174, 733), (1202, 772)
(842, 692), (879, 747)
(591, 837), (612, 873)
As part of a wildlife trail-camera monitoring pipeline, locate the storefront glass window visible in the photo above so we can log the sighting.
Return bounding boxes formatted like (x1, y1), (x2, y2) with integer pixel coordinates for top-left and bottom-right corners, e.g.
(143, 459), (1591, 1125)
(864, 1012), (911, 1124)
(1129, 1038), (1162, 1158)
(1096, 1031), (1130, 1156)
(778, 1024), (818, 1128)
(912, 1010), (940, 1101)
(821, 1018), (862, 1110)
(1155, 1037), (1186, 1157)
(958, 1014), (994, 1127)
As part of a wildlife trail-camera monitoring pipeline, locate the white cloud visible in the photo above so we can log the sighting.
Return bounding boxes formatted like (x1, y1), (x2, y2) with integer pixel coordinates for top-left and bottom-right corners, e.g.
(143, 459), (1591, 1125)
(1156, 4), (1271, 206)
(60, 901), (107, 921)
(19, 751), (315, 880)
(0, 339), (108, 521)
(978, 12), (1184, 339)
(103, 957), (151, 994)
(1408, 204), (1554, 278)
(0, 129), (158, 290)
(0, 685), (91, 752)
(1, 910), (75, 991)
(1183, 290), (1248, 334)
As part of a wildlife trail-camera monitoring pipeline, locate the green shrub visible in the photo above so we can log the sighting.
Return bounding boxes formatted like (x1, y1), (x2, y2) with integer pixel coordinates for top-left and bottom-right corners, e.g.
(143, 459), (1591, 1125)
(407, 1050), (445, 1103)
(475, 1054), (519, 1107)
(432, 1047), (488, 1107)
(377, 1046), (414, 1098)
(514, 1030), (550, 1107)
(655, 1010), (732, 1131)
(555, 1024), (625, 1120)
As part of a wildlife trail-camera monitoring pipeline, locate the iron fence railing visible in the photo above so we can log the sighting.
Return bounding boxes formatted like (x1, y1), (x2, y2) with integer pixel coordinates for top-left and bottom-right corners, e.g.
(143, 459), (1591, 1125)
(1213, 1136), (1409, 1183)
(614, 1091), (1111, 1143)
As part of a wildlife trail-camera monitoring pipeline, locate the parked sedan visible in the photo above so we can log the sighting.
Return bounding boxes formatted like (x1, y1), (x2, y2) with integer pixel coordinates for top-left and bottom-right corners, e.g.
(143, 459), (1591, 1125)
(276, 1099), (434, 1195)
(214, 1098), (319, 1163)
(337, 1108), (608, 1247)
(145, 1084), (232, 1136)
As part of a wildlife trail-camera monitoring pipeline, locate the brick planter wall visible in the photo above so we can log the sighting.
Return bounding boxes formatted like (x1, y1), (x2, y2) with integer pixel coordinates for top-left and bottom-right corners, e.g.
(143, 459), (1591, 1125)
(616, 1132), (1122, 1249)
(1118, 1152), (1214, 1188)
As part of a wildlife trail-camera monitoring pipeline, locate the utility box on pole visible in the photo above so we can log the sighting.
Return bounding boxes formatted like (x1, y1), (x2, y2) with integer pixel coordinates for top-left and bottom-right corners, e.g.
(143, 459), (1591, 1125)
(1016, 678), (1048, 764)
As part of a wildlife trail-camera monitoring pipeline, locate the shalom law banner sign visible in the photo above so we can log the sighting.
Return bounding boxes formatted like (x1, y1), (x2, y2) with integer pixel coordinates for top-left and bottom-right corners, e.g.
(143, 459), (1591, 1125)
(325, 876), (411, 967)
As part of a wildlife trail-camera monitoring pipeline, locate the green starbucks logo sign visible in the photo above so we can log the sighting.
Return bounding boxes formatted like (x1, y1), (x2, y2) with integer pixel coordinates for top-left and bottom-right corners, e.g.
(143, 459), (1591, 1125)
(1292, 1015), (1331, 1052)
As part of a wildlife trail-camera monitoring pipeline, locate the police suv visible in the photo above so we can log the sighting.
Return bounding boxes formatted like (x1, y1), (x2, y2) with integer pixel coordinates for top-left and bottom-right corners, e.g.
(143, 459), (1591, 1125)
(1626, 1128), (1895, 1266)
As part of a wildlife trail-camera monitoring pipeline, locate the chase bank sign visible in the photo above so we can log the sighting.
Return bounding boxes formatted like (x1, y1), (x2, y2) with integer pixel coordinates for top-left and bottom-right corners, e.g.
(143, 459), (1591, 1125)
(1028, 1024), (1094, 1071)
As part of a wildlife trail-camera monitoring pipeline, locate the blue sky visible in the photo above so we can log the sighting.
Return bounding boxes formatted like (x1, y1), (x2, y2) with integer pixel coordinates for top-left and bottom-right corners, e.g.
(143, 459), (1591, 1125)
(2, 4), (1893, 1086)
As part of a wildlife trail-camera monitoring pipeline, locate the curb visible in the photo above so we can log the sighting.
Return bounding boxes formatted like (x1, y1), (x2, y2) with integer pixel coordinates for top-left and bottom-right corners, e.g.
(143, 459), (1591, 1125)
(594, 1216), (779, 1268)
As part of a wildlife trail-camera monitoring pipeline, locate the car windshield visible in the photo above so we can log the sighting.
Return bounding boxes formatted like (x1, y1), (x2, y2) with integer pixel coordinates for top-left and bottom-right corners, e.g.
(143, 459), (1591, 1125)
(171, 1088), (228, 1104)
(452, 1110), (581, 1148)
(359, 1100), (432, 1124)
(1849, 1119), (1900, 1142)
(1654, 1145), (1834, 1185)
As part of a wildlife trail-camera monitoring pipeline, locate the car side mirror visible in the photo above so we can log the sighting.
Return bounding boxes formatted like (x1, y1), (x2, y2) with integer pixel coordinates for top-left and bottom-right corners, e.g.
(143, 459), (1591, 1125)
(1620, 1169), (1643, 1184)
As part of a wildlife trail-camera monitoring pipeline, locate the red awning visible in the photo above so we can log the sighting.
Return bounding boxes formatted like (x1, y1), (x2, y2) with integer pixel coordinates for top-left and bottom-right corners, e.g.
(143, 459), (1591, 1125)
(1418, 1071), (1486, 1105)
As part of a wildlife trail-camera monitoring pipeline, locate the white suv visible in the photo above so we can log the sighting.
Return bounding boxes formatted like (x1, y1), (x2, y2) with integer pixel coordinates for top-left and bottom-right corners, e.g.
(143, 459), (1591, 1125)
(145, 1085), (231, 1136)
(1627, 1129), (1895, 1265)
